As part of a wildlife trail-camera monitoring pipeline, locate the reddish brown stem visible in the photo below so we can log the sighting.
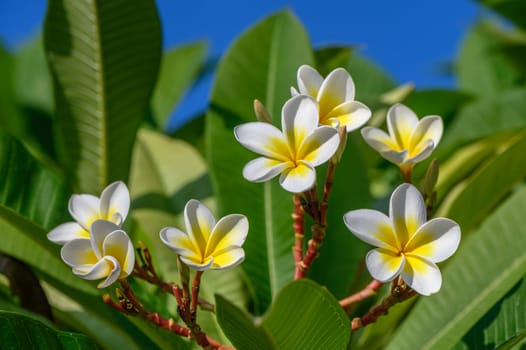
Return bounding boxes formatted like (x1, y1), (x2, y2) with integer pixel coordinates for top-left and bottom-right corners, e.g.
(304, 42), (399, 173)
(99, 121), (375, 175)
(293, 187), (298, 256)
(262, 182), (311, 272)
(339, 280), (383, 308)
(292, 194), (305, 279)
(191, 271), (204, 314)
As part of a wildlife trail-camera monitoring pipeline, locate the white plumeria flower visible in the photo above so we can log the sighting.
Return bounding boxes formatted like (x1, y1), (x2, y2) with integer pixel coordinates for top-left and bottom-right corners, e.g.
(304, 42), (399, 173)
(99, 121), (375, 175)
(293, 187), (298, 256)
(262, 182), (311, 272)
(48, 181), (130, 245)
(361, 103), (443, 169)
(60, 220), (135, 288)
(343, 183), (460, 296)
(234, 95), (340, 193)
(160, 199), (248, 271)
(291, 65), (371, 132)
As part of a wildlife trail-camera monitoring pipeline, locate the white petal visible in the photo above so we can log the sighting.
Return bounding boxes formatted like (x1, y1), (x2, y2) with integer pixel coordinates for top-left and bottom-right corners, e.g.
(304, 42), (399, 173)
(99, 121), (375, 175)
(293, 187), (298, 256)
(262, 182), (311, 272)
(343, 209), (399, 250)
(387, 104), (419, 150)
(390, 184), (426, 247)
(406, 218), (461, 263)
(296, 64), (323, 97)
(402, 255), (442, 296)
(282, 95), (319, 152)
(361, 127), (407, 164)
(210, 247), (245, 270)
(317, 68), (355, 118)
(61, 238), (98, 267)
(297, 126), (340, 166)
(68, 194), (100, 230)
(290, 86), (300, 96)
(96, 256), (122, 288)
(72, 256), (112, 281)
(404, 139), (435, 164)
(180, 255), (214, 271)
(325, 101), (371, 132)
(184, 200), (215, 253)
(48, 222), (89, 245)
(409, 115), (443, 153)
(279, 161), (316, 193)
(102, 230), (135, 276)
(90, 220), (121, 257)
(99, 181), (130, 224)
(206, 214), (248, 257)
(242, 157), (290, 183)
(234, 122), (289, 161)
(160, 227), (200, 259)
(366, 248), (405, 282)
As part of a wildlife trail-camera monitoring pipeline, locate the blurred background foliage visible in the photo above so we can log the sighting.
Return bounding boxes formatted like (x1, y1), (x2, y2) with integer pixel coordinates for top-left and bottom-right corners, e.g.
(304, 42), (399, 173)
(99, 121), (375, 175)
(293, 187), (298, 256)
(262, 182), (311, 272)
(0, 0), (525, 348)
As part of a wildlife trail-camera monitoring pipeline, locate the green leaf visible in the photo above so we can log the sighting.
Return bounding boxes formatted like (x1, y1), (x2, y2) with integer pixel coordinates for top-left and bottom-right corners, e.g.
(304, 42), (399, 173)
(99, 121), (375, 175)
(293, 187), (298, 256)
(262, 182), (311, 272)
(216, 295), (277, 350)
(437, 130), (526, 233)
(206, 9), (314, 313)
(387, 185), (526, 350)
(459, 277), (526, 349)
(314, 46), (354, 76)
(0, 311), (98, 349)
(442, 88), (526, 150)
(457, 21), (524, 97)
(43, 0), (162, 193)
(475, 0), (526, 30)
(217, 279), (350, 350)
(151, 42), (208, 130)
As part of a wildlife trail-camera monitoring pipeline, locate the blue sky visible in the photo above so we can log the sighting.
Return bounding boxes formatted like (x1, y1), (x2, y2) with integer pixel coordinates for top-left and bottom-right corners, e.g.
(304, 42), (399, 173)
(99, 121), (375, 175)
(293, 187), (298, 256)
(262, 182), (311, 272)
(0, 0), (482, 129)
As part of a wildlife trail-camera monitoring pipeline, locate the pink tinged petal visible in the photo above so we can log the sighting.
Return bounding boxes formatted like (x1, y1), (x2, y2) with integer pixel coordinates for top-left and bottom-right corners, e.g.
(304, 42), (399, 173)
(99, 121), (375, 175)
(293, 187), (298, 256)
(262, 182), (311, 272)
(234, 122), (290, 161)
(210, 247), (245, 270)
(279, 161), (316, 193)
(390, 184), (426, 247)
(297, 126), (340, 166)
(180, 255), (214, 271)
(387, 103), (419, 150)
(296, 64), (323, 97)
(325, 101), (371, 132)
(405, 218), (461, 263)
(90, 220), (121, 257)
(102, 230), (135, 277)
(343, 209), (400, 250)
(366, 248), (405, 282)
(99, 181), (130, 224)
(282, 95), (319, 152)
(401, 255), (442, 296)
(317, 68), (355, 118)
(61, 238), (99, 267)
(68, 194), (100, 230)
(206, 214), (248, 257)
(97, 256), (122, 288)
(408, 115), (443, 153)
(242, 157), (290, 183)
(184, 200), (216, 253)
(48, 222), (89, 245)
(160, 227), (201, 261)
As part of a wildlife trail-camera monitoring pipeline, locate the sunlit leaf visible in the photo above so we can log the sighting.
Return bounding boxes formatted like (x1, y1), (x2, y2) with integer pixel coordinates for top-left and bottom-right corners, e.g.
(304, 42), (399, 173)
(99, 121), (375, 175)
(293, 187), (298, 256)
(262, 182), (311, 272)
(44, 0), (162, 193)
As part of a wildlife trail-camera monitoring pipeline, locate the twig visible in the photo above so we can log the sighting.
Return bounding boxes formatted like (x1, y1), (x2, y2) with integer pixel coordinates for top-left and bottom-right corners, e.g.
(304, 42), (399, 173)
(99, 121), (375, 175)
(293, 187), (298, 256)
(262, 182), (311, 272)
(339, 280), (383, 308)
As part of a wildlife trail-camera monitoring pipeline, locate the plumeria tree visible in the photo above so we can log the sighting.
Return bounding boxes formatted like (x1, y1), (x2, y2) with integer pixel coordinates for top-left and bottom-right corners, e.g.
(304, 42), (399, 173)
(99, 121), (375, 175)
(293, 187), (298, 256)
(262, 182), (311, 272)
(1, 0), (526, 349)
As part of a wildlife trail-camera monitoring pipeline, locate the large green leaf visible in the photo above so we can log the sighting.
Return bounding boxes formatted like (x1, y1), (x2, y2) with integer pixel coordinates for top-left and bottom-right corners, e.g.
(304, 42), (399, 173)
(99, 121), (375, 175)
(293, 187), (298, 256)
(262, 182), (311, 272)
(151, 42), (208, 131)
(216, 279), (350, 350)
(475, 0), (526, 30)
(0, 311), (98, 350)
(386, 185), (526, 350)
(442, 88), (526, 150)
(458, 277), (526, 349)
(437, 130), (526, 233)
(44, 0), (162, 193)
(456, 21), (524, 97)
(206, 10), (314, 314)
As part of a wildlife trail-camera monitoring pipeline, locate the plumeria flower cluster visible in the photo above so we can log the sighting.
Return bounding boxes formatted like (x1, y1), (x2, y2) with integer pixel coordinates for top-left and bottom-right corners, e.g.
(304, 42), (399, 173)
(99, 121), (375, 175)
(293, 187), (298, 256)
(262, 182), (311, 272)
(344, 183), (460, 296)
(47, 181), (135, 288)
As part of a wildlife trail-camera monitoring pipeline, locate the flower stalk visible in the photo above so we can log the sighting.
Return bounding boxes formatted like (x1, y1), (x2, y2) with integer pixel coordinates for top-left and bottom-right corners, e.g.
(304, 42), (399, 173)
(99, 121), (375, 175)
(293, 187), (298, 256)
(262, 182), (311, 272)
(339, 280), (383, 309)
